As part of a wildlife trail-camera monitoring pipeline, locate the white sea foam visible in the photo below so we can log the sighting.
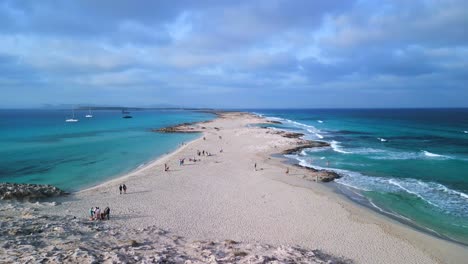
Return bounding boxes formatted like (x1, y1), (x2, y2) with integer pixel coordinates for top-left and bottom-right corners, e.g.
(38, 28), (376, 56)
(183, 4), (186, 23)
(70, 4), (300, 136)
(464, 131), (468, 134)
(377, 137), (387, 142)
(330, 140), (352, 154)
(266, 116), (326, 140)
(422, 150), (451, 159)
(317, 120), (323, 123)
(289, 155), (468, 218)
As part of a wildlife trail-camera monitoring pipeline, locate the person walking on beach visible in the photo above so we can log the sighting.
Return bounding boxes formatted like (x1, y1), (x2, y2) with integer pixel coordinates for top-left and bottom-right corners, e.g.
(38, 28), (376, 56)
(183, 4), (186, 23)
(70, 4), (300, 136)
(90, 207), (95, 219)
(254, 163), (257, 171)
(286, 167), (289, 174)
(122, 184), (127, 194)
(119, 185), (122, 194)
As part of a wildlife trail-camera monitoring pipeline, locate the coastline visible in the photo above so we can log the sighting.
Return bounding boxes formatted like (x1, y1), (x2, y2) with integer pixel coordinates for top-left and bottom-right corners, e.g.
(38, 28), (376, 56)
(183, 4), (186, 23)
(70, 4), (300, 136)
(3, 111), (467, 263)
(280, 152), (468, 247)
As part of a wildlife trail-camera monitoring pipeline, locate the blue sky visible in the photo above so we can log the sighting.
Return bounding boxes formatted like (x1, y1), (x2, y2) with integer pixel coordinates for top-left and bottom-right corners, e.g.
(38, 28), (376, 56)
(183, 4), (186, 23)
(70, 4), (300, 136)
(0, 0), (467, 108)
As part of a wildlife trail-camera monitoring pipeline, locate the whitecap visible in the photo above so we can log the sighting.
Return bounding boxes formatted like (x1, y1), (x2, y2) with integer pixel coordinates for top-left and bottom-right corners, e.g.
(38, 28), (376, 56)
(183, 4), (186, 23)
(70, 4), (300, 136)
(464, 131), (468, 134)
(422, 150), (451, 159)
(377, 137), (387, 142)
(290, 154), (468, 217)
(330, 140), (352, 154)
(317, 120), (324, 123)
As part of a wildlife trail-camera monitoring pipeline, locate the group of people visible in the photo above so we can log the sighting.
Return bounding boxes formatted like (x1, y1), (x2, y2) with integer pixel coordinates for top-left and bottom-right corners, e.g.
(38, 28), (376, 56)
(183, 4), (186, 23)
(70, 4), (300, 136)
(119, 184), (127, 194)
(197, 150), (213, 156)
(90, 206), (110, 220)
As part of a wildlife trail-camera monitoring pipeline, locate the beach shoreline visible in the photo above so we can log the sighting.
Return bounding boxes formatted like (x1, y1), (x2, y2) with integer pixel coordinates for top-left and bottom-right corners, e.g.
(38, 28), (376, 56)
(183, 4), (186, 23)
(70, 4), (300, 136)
(3, 111), (467, 263)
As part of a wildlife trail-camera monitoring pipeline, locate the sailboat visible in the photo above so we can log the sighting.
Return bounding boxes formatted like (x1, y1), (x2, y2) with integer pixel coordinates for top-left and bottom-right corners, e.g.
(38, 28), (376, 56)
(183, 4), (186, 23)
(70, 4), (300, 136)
(65, 108), (79, 122)
(122, 108), (132, 119)
(85, 108), (93, 118)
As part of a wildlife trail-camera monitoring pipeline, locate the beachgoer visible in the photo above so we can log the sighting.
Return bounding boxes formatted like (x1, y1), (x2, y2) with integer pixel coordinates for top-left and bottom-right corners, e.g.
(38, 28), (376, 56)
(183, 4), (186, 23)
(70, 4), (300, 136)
(254, 163), (257, 171)
(95, 207), (101, 220)
(220, 149), (223, 153)
(202, 150), (205, 156)
(104, 207), (110, 220)
(219, 135), (222, 140)
(119, 185), (122, 194)
(90, 207), (94, 219)
(203, 137), (206, 140)
(286, 167), (289, 174)
(123, 184), (127, 194)
(326, 160), (330, 167)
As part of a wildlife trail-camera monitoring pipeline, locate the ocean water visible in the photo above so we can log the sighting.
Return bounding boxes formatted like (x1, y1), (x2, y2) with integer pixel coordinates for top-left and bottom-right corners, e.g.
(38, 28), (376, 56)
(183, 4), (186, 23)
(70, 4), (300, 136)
(250, 109), (468, 245)
(0, 109), (214, 191)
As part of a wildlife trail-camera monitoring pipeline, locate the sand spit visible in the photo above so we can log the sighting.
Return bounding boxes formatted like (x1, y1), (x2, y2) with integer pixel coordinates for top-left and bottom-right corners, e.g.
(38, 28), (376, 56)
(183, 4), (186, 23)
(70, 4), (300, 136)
(3, 112), (468, 263)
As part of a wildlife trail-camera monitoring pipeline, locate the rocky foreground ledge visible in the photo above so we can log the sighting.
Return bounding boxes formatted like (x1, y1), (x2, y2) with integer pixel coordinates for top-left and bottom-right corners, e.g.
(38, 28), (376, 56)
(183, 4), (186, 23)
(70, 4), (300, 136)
(0, 183), (67, 201)
(0, 204), (352, 264)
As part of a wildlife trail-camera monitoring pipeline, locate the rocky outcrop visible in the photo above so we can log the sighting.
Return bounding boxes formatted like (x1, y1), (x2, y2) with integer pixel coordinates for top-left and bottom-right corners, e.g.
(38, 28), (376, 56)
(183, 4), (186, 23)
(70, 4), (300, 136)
(293, 164), (342, 182)
(267, 120), (282, 124)
(282, 141), (330, 155)
(0, 183), (67, 201)
(152, 122), (201, 133)
(266, 130), (305, 139)
(0, 203), (352, 264)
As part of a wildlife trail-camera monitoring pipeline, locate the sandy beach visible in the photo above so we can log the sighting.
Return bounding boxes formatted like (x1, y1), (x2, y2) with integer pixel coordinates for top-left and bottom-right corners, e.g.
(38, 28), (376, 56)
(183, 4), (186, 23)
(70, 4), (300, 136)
(3, 112), (468, 263)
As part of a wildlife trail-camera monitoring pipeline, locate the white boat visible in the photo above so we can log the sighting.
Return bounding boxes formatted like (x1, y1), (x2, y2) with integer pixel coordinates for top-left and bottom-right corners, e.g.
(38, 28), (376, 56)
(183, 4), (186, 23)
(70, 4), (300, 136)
(85, 108), (93, 118)
(65, 108), (79, 122)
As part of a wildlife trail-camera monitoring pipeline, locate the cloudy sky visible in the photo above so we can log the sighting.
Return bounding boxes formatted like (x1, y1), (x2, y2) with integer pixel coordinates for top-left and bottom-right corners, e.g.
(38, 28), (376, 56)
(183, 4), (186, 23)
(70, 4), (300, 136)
(1, 0), (467, 108)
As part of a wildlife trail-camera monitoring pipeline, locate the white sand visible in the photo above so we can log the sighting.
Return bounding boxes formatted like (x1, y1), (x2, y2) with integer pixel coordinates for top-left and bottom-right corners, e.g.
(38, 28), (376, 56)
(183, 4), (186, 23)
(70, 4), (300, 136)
(43, 112), (468, 263)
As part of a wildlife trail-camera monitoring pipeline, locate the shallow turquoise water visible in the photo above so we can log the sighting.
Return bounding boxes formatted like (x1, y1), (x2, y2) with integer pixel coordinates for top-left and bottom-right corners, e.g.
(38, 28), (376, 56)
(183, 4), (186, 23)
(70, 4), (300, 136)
(0, 109), (214, 191)
(250, 109), (468, 244)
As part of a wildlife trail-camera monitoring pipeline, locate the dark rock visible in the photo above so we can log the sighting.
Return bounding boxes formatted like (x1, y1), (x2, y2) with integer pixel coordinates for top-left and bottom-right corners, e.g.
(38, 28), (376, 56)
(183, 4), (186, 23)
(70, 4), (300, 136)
(129, 240), (139, 247)
(282, 141), (330, 155)
(267, 120), (282, 124)
(293, 164), (342, 182)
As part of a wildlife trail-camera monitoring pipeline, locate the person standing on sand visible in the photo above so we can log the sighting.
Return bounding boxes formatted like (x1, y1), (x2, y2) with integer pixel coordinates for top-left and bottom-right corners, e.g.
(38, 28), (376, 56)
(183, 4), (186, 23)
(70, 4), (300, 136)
(286, 167), (289, 174)
(254, 163), (257, 171)
(119, 185), (122, 194)
(95, 207), (101, 220)
(123, 184), (127, 194)
(104, 207), (110, 220)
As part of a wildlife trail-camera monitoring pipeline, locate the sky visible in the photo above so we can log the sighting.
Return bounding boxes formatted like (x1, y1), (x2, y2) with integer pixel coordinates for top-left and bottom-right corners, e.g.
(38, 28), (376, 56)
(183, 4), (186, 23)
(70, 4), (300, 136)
(0, 0), (467, 108)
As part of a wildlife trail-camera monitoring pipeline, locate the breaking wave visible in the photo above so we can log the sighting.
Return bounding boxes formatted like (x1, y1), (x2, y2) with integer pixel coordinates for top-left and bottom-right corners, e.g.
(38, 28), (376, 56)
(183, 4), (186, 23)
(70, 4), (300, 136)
(330, 140), (351, 154)
(290, 155), (468, 218)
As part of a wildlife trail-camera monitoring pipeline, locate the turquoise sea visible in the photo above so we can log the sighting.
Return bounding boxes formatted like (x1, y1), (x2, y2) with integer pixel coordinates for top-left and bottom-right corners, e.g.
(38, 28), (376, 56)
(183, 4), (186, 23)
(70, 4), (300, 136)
(0, 109), (214, 191)
(250, 109), (468, 245)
